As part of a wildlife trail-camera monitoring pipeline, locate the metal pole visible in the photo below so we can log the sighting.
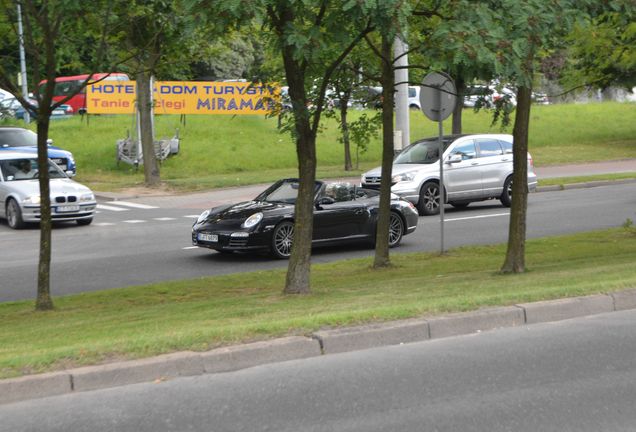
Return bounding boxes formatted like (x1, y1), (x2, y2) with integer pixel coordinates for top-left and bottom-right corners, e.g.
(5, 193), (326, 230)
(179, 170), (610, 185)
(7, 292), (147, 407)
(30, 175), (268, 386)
(17, 2), (30, 124)
(436, 87), (445, 254)
(393, 36), (410, 152)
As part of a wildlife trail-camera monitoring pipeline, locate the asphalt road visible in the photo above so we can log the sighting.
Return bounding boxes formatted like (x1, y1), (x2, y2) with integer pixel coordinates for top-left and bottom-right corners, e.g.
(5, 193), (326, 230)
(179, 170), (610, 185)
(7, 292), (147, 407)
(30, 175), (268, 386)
(3, 308), (636, 431)
(1, 182), (635, 302)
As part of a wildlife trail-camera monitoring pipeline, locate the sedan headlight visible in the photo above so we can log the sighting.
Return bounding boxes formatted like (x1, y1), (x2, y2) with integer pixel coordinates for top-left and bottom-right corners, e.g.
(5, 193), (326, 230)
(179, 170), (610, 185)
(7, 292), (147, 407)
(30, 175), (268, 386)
(197, 209), (210, 224)
(392, 170), (418, 183)
(80, 192), (94, 202)
(242, 212), (263, 229)
(23, 195), (40, 205)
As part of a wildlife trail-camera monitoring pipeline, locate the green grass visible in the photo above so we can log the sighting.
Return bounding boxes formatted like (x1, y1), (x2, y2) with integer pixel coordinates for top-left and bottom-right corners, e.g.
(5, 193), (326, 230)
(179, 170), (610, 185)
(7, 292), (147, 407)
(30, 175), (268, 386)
(2, 227), (636, 379)
(539, 172), (636, 188)
(3, 101), (633, 192)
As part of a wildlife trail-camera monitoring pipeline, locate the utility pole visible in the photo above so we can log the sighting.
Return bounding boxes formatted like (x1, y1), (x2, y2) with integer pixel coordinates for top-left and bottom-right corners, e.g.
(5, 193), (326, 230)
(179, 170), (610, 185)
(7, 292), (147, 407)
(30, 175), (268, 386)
(17, 2), (30, 123)
(393, 36), (410, 153)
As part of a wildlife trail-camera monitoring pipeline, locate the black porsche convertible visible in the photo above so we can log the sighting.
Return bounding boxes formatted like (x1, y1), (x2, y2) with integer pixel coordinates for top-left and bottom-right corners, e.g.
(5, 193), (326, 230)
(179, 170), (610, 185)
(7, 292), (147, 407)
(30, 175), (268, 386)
(191, 178), (419, 259)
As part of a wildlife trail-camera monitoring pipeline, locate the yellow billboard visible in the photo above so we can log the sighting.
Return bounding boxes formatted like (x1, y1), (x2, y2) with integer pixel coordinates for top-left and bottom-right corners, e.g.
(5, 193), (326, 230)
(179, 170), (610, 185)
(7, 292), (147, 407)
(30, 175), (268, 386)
(86, 81), (279, 115)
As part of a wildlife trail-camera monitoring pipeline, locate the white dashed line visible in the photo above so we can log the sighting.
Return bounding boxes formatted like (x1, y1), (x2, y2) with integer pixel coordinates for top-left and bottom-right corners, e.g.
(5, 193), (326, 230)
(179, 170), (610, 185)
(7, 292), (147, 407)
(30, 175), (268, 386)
(445, 212), (509, 222)
(94, 222), (116, 226)
(107, 201), (158, 209)
(182, 246), (199, 250)
(96, 204), (129, 212)
(153, 217), (176, 221)
(123, 220), (146, 224)
(184, 215), (201, 219)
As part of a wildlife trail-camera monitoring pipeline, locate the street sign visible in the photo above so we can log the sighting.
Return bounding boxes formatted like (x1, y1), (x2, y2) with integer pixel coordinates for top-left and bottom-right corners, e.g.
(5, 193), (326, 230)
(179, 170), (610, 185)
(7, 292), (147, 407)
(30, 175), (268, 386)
(419, 72), (457, 122)
(419, 72), (457, 254)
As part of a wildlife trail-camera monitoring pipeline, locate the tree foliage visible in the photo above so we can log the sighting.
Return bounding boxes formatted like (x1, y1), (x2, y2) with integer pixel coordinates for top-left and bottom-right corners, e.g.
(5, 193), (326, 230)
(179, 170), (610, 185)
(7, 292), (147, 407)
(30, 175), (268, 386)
(563, 0), (636, 90)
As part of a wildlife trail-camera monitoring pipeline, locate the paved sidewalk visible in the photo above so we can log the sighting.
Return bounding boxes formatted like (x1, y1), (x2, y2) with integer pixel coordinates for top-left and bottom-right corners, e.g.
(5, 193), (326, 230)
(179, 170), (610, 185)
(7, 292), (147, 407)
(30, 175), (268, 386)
(94, 159), (636, 205)
(3, 289), (636, 405)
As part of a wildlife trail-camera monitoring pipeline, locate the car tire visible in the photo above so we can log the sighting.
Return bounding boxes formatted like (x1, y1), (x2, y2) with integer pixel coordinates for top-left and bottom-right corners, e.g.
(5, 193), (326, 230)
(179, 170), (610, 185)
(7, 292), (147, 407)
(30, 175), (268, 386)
(6, 198), (25, 229)
(76, 218), (93, 226)
(417, 181), (441, 216)
(271, 220), (294, 259)
(500, 176), (513, 207)
(388, 212), (404, 248)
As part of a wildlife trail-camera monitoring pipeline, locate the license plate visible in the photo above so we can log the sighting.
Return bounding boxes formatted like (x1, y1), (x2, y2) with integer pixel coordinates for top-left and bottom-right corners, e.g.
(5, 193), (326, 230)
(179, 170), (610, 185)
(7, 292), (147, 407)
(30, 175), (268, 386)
(57, 205), (80, 213)
(198, 233), (218, 242)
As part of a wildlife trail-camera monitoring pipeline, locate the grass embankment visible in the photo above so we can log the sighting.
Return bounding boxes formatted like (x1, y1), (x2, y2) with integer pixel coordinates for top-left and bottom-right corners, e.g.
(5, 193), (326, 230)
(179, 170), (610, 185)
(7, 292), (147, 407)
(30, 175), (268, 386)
(2, 228), (636, 379)
(4, 101), (632, 192)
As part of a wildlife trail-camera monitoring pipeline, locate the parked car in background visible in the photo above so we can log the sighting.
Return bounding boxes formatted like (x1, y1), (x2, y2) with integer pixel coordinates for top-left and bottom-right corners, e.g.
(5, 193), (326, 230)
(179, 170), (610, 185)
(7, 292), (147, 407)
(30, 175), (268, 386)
(0, 88), (11, 101)
(0, 97), (72, 120)
(39, 72), (130, 114)
(361, 134), (538, 216)
(0, 127), (76, 175)
(0, 152), (95, 229)
(192, 178), (418, 258)
(408, 86), (421, 110)
(532, 92), (550, 105)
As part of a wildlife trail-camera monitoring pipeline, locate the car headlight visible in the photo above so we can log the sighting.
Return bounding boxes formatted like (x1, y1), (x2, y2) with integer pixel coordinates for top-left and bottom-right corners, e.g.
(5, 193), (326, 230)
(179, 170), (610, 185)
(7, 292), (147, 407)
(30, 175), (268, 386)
(392, 170), (418, 183)
(242, 212), (263, 228)
(23, 195), (40, 205)
(80, 192), (94, 202)
(197, 209), (211, 224)
(360, 174), (366, 184)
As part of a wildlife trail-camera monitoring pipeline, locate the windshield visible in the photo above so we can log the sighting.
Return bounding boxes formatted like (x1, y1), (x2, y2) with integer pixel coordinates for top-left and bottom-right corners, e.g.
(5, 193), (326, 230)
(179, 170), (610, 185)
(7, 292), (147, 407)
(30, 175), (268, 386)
(394, 138), (453, 164)
(0, 129), (38, 147)
(0, 158), (67, 181)
(255, 179), (322, 204)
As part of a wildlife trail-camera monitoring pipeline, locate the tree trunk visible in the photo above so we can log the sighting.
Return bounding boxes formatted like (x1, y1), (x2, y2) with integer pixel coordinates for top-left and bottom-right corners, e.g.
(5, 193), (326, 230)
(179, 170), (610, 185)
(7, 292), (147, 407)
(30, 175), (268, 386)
(281, 46), (314, 295)
(35, 112), (53, 310)
(451, 76), (465, 135)
(501, 86), (531, 273)
(340, 98), (353, 171)
(373, 36), (395, 268)
(136, 71), (161, 187)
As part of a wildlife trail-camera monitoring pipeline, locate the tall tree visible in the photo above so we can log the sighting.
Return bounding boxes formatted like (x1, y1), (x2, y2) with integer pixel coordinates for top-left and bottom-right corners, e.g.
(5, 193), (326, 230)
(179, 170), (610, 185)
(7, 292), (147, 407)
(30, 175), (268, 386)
(263, 1), (374, 294)
(481, 0), (591, 273)
(112, 0), (204, 187)
(0, 0), (116, 310)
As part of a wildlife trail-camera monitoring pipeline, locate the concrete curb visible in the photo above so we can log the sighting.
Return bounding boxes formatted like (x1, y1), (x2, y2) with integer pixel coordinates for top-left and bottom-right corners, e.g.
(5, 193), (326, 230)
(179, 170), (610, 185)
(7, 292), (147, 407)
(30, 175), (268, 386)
(2, 289), (636, 405)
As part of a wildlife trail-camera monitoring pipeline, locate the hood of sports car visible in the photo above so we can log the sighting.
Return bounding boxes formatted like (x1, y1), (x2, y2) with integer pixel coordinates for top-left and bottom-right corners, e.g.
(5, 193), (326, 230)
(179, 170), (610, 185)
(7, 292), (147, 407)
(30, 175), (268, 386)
(205, 200), (291, 223)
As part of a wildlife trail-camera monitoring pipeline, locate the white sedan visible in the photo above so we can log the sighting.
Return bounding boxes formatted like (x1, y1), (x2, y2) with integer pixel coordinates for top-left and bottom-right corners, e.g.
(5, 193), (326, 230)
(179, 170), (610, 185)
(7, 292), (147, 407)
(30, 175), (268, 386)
(0, 151), (96, 229)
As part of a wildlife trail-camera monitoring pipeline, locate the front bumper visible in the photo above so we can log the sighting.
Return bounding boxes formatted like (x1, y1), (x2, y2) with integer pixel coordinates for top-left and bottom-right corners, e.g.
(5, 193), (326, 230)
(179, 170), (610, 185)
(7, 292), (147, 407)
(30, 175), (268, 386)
(21, 203), (96, 223)
(192, 229), (272, 253)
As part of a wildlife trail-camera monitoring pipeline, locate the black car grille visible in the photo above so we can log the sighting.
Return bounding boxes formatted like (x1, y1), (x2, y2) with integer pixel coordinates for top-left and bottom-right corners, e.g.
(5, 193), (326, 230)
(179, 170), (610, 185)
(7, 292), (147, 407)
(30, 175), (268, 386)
(54, 195), (77, 203)
(228, 238), (249, 248)
(364, 176), (382, 185)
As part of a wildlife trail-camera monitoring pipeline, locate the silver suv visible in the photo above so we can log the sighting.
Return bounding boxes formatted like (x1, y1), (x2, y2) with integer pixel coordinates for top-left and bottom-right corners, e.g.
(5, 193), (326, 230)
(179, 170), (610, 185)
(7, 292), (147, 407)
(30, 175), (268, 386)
(361, 134), (538, 216)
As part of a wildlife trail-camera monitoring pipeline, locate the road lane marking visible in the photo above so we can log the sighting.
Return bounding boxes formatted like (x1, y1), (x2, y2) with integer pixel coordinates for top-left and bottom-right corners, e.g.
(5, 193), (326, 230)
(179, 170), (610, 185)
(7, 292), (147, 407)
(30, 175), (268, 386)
(182, 246), (199, 250)
(445, 212), (509, 222)
(123, 220), (146, 224)
(153, 217), (176, 221)
(94, 222), (116, 226)
(107, 201), (158, 209)
(96, 204), (129, 212)
(184, 215), (201, 218)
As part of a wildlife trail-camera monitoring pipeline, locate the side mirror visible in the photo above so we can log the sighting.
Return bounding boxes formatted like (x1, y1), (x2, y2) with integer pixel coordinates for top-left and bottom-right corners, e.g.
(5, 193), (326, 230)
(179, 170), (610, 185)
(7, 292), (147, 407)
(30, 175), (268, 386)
(447, 154), (462, 164)
(65, 170), (75, 177)
(46, 138), (54, 146)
